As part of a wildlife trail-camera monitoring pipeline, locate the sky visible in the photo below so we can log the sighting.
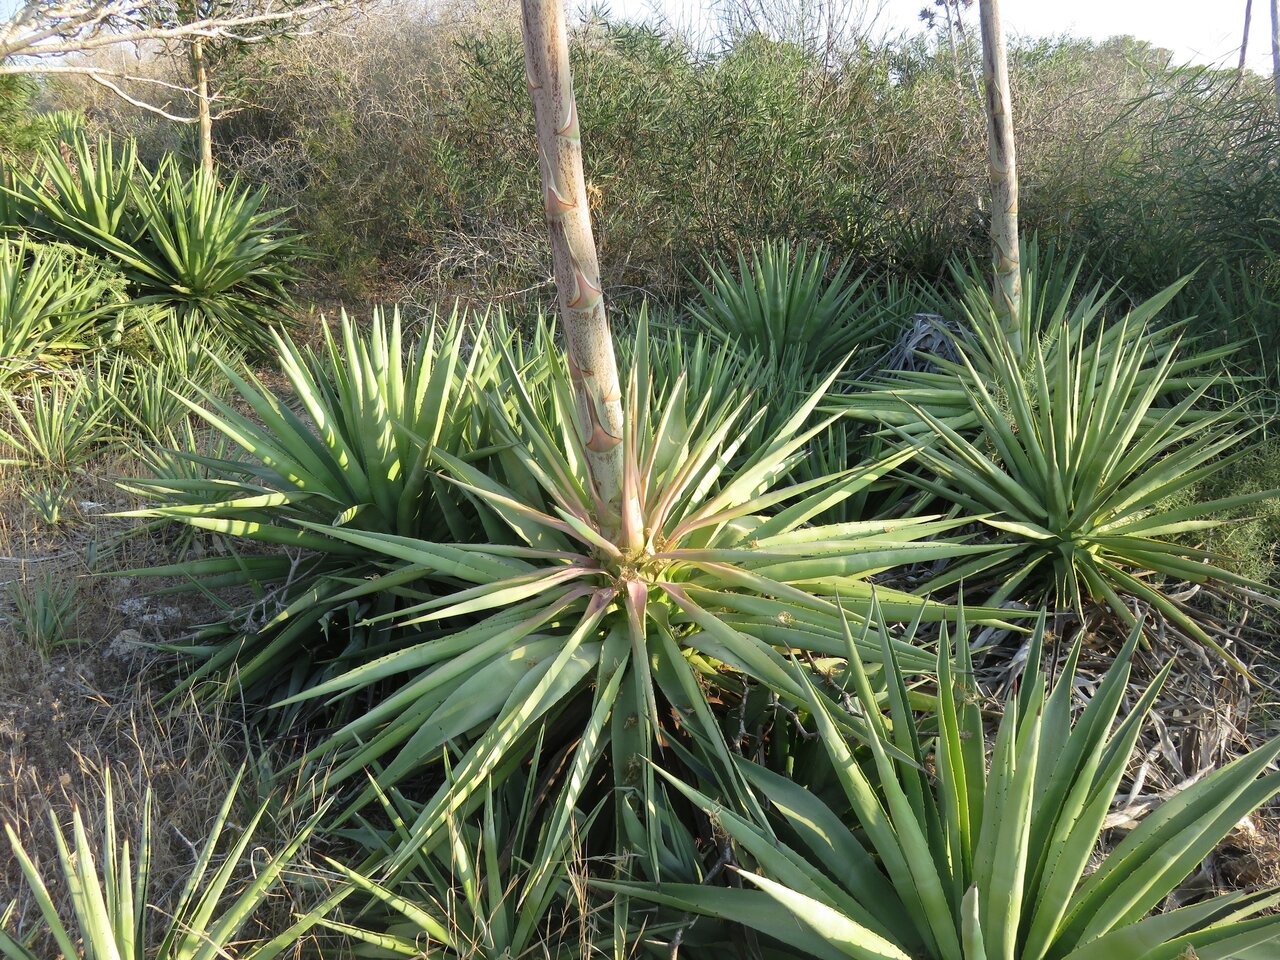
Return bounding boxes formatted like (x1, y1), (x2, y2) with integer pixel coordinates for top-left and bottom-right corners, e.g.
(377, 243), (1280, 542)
(609, 0), (1275, 76)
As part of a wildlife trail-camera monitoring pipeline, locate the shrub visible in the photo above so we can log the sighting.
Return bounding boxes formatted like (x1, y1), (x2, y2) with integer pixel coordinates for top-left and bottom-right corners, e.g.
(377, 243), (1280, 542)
(607, 614), (1280, 958)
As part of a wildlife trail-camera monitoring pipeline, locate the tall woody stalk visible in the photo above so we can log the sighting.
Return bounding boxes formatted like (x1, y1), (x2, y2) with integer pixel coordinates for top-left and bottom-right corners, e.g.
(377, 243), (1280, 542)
(1272, 0), (1280, 116)
(520, 0), (626, 518)
(1237, 0), (1254, 84)
(189, 35), (214, 175)
(978, 0), (1022, 354)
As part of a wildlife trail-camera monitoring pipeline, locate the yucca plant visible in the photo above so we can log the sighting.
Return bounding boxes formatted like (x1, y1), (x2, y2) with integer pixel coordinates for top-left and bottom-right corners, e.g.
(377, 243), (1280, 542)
(903, 309), (1276, 669)
(606, 613), (1280, 959)
(0, 769), (330, 960)
(124, 309), (501, 708)
(4, 573), (80, 655)
(839, 245), (1229, 435)
(247, 318), (990, 845)
(688, 239), (897, 371)
(6, 135), (306, 354)
(101, 317), (242, 443)
(21, 477), (74, 527)
(320, 727), (614, 959)
(2, 134), (142, 242)
(113, 162), (305, 352)
(0, 373), (115, 472)
(0, 240), (122, 384)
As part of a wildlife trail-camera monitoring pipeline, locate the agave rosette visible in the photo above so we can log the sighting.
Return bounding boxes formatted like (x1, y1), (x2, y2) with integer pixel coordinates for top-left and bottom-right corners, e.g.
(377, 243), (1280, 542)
(5, 134), (305, 354)
(0, 769), (329, 960)
(688, 239), (906, 372)
(272, 319), (989, 840)
(839, 246), (1232, 435)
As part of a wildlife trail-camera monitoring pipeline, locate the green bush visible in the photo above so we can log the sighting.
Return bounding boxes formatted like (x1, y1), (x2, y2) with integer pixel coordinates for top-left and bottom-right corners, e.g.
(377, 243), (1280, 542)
(186, 15), (1279, 311)
(128, 311), (996, 834)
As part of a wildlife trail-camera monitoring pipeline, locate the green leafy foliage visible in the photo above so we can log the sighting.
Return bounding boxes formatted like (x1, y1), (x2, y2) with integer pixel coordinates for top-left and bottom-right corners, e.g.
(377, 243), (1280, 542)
(0, 769), (329, 960)
(114, 163), (305, 350)
(237, 318), (987, 840)
(839, 244), (1223, 434)
(0, 239), (128, 385)
(124, 308), (501, 707)
(97, 318), (243, 443)
(0, 373), (116, 473)
(320, 736), (610, 959)
(607, 614), (1280, 959)
(129, 312), (992, 846)
(4, 573), (80, 655)
(4, 135), (141, 243)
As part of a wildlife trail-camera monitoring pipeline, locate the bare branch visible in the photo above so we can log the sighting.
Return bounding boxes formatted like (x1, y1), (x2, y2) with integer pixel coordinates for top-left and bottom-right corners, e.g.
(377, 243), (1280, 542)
(1, 0), (340, 62)
(85, 70), (199, 120)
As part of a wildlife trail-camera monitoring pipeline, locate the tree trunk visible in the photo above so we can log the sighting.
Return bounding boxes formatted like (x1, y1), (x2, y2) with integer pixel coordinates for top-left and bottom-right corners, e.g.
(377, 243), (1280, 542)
(1272, 0), (1280, 116)
(189, 37), (214, 176)
(519, 0), (626, 517)
(1238, 0), (1253, 84)
(978, 0), (1022, 354)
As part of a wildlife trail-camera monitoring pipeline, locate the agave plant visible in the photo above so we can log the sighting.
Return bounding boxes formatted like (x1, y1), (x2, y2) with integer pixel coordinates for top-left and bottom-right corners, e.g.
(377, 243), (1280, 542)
(902, 309), (1275, 669)
(689, 239), (901, 371)
(607, 613), (1280, 959)
(2, 134), (142, 242)
(236, 318), (990, 851)
(0, 373), (116, 472)
(839, 244), (1230, 434)
(124, 309), (500, 708)
(114, 162), (305, 352)
(0, 769), (329, 960)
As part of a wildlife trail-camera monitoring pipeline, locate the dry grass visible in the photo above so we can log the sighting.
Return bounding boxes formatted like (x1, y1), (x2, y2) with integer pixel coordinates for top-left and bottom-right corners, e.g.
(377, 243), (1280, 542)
(0, 432), (346, 957)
